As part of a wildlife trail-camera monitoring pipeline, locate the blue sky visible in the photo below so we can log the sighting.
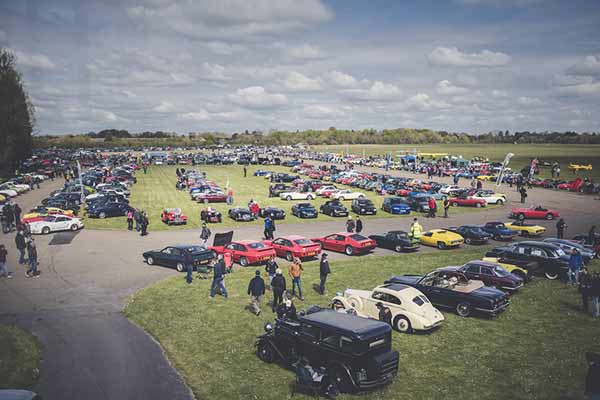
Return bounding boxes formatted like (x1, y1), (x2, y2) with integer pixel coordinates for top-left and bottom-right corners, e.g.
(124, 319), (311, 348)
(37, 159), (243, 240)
(1, 0), (599, 135)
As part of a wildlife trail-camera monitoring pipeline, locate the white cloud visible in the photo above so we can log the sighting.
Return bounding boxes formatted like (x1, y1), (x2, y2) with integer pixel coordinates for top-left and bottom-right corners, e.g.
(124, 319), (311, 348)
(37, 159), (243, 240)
(178, 110), (211, 121)
(91, 109), (118, 122)
(436, 80), (468, 95)
(229, 86), (288, 108)
(491, 89), (508, 97)
(286, 44), (323, 59)
(567, 55), (600, 77)
(556, 81), (600, 96)
(517, 96), (542, 106)
(342, 81), (401, 101)
(404, 93), (450, 111)
(428, 46), (511, 67)
(153, 101), (175, 113)
(303, 104), (345, 118)
(205, 41), (246, 55)
(326, 70), (359, 88)
(11, 49), (57, 70)
(283, 72), (322, 91)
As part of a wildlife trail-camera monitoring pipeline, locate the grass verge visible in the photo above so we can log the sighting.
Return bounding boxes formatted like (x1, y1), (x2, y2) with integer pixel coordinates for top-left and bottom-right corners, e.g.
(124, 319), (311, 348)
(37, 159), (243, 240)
(0, 325), (41, 389)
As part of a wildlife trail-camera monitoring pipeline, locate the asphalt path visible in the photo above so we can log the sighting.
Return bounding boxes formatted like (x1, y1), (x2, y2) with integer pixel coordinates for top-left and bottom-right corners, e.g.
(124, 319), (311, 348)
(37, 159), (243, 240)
(1, 165), (599, 400)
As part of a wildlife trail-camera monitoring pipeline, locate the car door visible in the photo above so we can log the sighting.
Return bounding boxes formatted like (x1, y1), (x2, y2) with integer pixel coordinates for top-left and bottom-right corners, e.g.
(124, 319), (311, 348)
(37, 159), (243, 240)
(54, 216), (71, 231)
(158, 247), (175, 267)
(334, 234), (347, 252)
(384, 233), (396, 249)
(272, 238), (285, 256)
(464, 264), (481, 281)
(421, 232), (434, 246)
(479, 265), (496, 286)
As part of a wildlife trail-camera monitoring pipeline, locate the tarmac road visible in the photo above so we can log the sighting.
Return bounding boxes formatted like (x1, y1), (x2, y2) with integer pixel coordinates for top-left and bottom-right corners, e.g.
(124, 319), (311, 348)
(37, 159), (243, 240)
(0, 167), (598, 400)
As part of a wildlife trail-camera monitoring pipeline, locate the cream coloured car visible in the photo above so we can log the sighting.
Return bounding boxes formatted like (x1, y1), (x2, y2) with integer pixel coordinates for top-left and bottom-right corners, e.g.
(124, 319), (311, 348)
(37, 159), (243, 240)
(332, 283), (444, 333)
(279, 190), (315, 201)
(330, 189), (365, 201)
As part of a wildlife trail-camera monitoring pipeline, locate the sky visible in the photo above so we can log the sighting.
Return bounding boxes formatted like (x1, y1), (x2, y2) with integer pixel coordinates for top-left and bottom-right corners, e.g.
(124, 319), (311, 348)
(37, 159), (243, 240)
(1, 0), (599, 136)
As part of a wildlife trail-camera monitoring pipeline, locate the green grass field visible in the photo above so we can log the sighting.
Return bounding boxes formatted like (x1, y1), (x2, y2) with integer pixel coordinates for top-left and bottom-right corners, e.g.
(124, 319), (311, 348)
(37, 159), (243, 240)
(314, 144), (600, 181)
(125, 248), (600, 400)
(84, 165), (498, 231)
(0, 325), (41, 389)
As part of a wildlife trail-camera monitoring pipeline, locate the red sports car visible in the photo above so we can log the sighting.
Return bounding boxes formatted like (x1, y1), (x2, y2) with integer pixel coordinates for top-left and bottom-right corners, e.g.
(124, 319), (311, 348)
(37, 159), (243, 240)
(311, 232), (377, 256)
(210, 240), (276, 266)
(448, 196), (487, 208)
(196, 191), (228, 203)
(320, 188), (339, 198)
(161, 208), (188, 225)
(510, 206), (560, 220)
(263, 235), (322, 261)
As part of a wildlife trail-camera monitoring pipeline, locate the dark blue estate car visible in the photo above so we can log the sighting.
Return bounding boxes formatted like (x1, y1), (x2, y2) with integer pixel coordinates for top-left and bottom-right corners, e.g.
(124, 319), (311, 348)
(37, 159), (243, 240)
(481, 222), (518, 241)
(87, 202), (133, 218)
(381, 197), (411, 215)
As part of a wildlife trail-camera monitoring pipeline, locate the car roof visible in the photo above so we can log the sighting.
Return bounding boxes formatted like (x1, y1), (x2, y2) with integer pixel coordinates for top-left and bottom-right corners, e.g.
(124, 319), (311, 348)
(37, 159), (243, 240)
(378, 283), (411, 292)
(386, 230), (407, 235)
(280, 235), (306, 240)
(237, 240), (261, 244)
(464, 260), (498, 267)
(518, 241), (559, 249)
(300, 308), (390, 339)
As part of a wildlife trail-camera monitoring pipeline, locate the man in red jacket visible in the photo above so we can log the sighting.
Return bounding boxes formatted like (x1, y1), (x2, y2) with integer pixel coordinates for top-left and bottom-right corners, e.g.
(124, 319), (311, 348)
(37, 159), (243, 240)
(428, 196), (436, 218)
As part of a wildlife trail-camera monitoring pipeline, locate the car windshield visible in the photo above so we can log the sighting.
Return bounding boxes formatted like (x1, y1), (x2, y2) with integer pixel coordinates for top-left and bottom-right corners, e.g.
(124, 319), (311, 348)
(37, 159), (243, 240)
(350, 234), (368, 241)
(184, 246), (204, 253)
(294, 239), (312, 245)
(247, 242), (266, 249)
(395, 232), (408, 239)
(493, 265), (510, 277)
(469, 227), (486, 234)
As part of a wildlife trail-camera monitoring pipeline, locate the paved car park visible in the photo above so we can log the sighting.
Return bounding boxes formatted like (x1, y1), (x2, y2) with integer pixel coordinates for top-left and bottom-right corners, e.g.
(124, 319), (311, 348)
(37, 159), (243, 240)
(1, 166), (599, 400)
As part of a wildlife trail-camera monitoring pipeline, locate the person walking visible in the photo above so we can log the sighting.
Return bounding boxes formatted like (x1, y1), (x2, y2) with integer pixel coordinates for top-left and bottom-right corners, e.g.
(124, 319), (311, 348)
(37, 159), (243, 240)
(428, 196), (436, 218)
(271, 268), (286, 312)
(185, 248), (194, 284)
(4, 205), (14, 232)
(453, 173), (459, 186)
(556, 218), (567, 239)
(409, 218), (423, 242)
(568, 248), (583, 286)
(264, 216), (272, 240)
(13, 204), (21, 225)
(142, 164), (147, 174)
(443, 196), (450, 218)
(589, 225), (598, 246)
(26, 240), (38, 278)
(519, 186), (528, 204)
(140, 212), (149, 236)
(289, 258), (304, 300)
(247, 270), (266, 316)
(226, 188), (234, 205)
(590, 272), (600, 318)
(126, 209), (134, 231)
(134, 208), (141, 231)
(355, 216), (363, 234)
(15, 229), (27, 264)
(579, 268), (593, 312)
(210, 255), (228, 298)
(200, 223), (211, 246)
(319, 253), (331, 295)
(265, 256), (278, 286)
(243, 165), (247, 178)
(250, 201), (260, 219)
(0, 244), (12, 279)
(346, 216), (355, 233)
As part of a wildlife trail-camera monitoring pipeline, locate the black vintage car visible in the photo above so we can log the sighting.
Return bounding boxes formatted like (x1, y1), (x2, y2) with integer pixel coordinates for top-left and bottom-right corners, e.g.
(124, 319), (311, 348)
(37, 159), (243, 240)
(385, 269), (510, 317)
(228, 207), (253, 222)
(447, 225), (491, 245)
(320, 200), (349, 217)
(143, 244), (215, 272)
(291, 203), (318, 218)
(368, 231), (419, 253)
(42, 192), (83, 206)
(268, 183), (290, 197)
(485, 241), (569, 280)
(200, 208), (222, 223)
(256, 307), (399, 393)
(351, 199), (377, 215)
(259, 207), (286, 220)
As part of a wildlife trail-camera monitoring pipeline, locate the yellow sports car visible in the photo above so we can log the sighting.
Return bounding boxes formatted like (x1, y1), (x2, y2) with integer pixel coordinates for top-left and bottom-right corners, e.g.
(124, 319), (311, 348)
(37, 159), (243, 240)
(420, 229), (464, 249)
(476, 175), (497, 181)
(482, 257), (531, 282)
(568, 163), (592, 172)
(504, 221), (546, 237)
(22, 207), (74, 221)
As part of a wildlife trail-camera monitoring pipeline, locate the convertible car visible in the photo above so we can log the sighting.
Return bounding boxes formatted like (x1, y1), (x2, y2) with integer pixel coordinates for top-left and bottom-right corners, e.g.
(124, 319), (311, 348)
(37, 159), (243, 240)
(279, 190), (316, 201)
(332, 284), (444, 333)
(200, 208), (222, 223)
(505, 221), (546, 237)
(29, 215), (85, 235)
(228, 207), (253, 222)
(319, 200), (349, 217)
(471, 191), (506, 205)
(263, 235), (321, 261)
(143, 244), (215, 272)
(24, 206), (74, 219)
(311, 232), (377, 256)
(448, 195), (487, 208)
(258, 207), (286, 220)
(419, 229), (464, 249)
(385, 269), (510, 317)
(368, 231), (419, 252)
(161, 208), (188, 225)
(194, 190), (228, 203)
(439, 261), (523, 292)
(210, 240), (276, 266)
(331, 190), (365, 201)
(510, 206), (560, 220)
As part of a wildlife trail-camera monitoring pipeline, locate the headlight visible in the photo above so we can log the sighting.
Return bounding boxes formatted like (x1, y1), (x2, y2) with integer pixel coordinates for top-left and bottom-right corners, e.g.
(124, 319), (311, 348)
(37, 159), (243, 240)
(356, 369), (368, 382)
(361, 208), (365, 212)
(264, 323), (273, 333)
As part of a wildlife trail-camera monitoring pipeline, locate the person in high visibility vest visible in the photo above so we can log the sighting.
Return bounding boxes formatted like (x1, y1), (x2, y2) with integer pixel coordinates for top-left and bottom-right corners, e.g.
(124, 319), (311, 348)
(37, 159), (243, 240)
(410, 217), (423, 243)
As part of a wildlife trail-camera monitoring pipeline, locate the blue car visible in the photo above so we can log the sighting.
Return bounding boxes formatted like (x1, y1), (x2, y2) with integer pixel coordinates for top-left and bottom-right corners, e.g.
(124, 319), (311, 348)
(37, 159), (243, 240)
(253, 170), (270, 176)
(481, 222), (518, 241)
(382, 197), (411, 214)
(87, 202), (133, 219)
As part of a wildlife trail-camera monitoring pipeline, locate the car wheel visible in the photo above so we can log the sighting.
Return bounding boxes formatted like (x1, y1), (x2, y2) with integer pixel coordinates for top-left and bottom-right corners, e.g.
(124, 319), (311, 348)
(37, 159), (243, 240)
(358, 194), (365, 199)
(545, 213), (554, 220)
(307, 195), (314, 200)
(496, 199), (504, 205)
(456, 302), (471, 317)
(331, 299), (346, 310)
(518, 213), (525, 221)
(451, 202), (458, 207)
(339, 197), (345, 201)
(99, 212), (106, 219)
(345, 246), (354, 256)
(544, 270), (559, 280)
(285, 251), (294, 262)
(465, 238), (472, 245)
(286, 196), (292, 201)
(437, 241), (446, 250)
(176, 262), (185, 272)
(42, 226), (51, 234)
(70, 224), (79, 231)
(393, 315), (413, 333)
(146, 256), (154, 265)
(475, 202), (482, 208)
(394, 245), (403, 253)
(240, 256), (249, 267)
(257, 341), (275, 363)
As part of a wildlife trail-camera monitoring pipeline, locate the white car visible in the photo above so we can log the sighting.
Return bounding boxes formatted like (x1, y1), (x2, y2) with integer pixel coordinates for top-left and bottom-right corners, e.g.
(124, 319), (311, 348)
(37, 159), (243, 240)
(0, 188), (18, 198)
(331, 189), (365, 201)
(279, 191), (316, 201)
(439, 185), (464, 196)
(471, 191), (506, 205)
(5, 182), (31, 193)
(86, 189), (128, 201)
(332, 284), (444, 333)
(29, 215), (85, 234)
(316, 185), (337, 196)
